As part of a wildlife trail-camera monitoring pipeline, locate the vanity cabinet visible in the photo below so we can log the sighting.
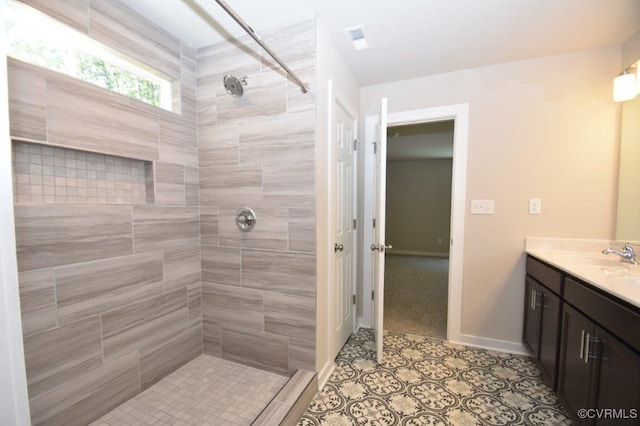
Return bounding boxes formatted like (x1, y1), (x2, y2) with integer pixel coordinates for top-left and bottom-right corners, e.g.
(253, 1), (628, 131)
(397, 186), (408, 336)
(557, 278), (640, 425)
(525, 255), (640, 425)
(523, 257), (563, 390)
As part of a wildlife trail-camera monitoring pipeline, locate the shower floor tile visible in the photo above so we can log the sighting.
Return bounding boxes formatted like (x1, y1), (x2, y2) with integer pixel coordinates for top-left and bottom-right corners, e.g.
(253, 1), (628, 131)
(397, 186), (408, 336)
(90, 354), (288, 425)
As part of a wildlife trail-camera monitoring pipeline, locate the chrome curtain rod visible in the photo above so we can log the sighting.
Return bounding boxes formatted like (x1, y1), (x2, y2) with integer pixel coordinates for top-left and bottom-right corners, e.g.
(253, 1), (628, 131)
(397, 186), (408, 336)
(213, 0), (309, 93)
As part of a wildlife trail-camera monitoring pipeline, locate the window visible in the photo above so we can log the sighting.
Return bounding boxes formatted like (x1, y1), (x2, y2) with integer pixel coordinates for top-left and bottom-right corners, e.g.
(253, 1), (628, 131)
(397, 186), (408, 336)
(5, 0), (175, 111)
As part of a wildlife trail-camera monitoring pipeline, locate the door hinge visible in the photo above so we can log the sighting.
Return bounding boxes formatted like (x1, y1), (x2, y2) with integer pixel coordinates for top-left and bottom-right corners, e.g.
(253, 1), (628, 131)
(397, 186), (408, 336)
(371, 291), (375, 300)
(353, 139), (358, 151)
(352, 294), (356, 305)
(373, 218), (376, 228)
(353, 218), (357, 229)
(373, 141), (377, 154)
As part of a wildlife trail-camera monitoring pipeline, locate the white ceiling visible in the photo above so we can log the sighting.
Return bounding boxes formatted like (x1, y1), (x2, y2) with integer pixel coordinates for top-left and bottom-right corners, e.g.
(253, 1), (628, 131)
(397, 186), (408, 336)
(120, 0), (640, 86)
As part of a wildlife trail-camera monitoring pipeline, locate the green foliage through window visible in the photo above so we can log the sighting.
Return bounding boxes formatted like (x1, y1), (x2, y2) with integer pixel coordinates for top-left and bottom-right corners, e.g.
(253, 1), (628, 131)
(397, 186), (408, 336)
(6, 0), (170, 110)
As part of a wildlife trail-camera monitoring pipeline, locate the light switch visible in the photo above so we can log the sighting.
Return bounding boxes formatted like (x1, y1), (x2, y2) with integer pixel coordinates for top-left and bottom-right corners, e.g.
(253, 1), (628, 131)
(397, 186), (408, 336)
(470, 199), (494, 215)
(529, 198), (542, 215)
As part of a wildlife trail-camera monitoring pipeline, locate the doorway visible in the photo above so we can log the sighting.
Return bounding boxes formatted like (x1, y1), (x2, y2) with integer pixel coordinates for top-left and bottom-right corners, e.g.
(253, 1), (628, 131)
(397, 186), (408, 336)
(383, 121), (454, 339)
(363, 102), (468, 362)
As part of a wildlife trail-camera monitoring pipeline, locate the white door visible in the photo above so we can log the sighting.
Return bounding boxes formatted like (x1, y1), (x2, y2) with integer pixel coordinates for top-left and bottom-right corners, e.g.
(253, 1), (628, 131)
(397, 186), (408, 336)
(372, 98), (388, 364)
(333, 99), (357, 355)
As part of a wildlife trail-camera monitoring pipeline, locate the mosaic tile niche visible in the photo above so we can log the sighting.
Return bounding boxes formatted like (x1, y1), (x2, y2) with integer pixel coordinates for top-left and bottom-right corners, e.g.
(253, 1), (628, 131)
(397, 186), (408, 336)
(12, 141), (152, 205)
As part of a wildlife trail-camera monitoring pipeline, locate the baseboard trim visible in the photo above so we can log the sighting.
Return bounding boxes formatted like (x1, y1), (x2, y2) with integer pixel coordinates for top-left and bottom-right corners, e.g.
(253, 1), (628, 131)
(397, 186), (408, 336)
(317, 360), (335, 389)
(389, 250), (449, 258)
(451, 334), (529, 355)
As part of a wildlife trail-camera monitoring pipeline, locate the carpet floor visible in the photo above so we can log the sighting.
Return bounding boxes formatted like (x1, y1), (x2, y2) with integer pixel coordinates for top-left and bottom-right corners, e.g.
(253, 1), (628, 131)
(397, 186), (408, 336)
(384, 255), (449, 339)
(299, 329), (570, 425)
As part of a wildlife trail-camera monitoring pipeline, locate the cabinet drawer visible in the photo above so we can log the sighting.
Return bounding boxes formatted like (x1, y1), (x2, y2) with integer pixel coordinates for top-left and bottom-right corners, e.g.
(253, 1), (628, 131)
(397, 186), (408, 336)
(526, 256), (563, 295)
(565, 277), (640, 353)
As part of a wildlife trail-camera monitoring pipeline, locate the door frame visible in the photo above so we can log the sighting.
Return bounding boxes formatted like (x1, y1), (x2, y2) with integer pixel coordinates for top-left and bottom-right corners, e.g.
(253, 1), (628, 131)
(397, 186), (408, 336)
(361, 103), (469, 343)
(327, 80), (359, 361)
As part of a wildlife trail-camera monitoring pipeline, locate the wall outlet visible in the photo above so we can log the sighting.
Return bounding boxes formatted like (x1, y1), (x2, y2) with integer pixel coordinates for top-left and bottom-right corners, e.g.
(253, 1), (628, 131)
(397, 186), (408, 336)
(529, 198), (542, 215)
(470, 199), (495, 215)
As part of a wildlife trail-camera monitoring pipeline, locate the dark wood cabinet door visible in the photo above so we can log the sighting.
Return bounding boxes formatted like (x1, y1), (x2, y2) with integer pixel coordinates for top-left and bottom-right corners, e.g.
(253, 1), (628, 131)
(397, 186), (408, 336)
(538, 287), (561, 390)
(523, 276), (541, 357)
(594, 327), (640, 425)
(558, 304), (595, 425)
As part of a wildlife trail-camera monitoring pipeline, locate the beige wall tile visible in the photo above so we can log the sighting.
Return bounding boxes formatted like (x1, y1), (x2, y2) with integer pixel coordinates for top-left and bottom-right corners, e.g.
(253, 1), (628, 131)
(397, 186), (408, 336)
(203, 319), (221, 357)
(261, 20), (315, 68)
(288, 338), (315, 374)
(286, 66), (315, 115)
(221, 324), (288, 375)
(201, 244), (241, 286)
(242, 250), (315, 297)
(139, 321), (201, 390)
(89, 0), (181, 79)
(238, 112), (314, 164)
(101, 288), (188, 362)
(264, 293), (315, 341)
(56, 251), (163, 325)
(163, 245), (201, 291)
(23, 316), (103, 398)
(196, 36), (261, 88)
(133, 206), (200, 252)
(289, 207), (316, 253)
(184, 166), (199, 206)
(159, 141), (198, 169)
(202, 282), (264, 331)
(159, 111), (197, 148)
(154, 162), (185, 206)
(219, 206), (288, 250)
(47, 79), (160, 161)
(200, 207), (219, 245)
(263, 160), (315, 206)
(29, 352), (139, 426)
(18, 268), (57, 337)
(196, 83), (217, 128)
(20, 0), (90, 33)
(199, 164), (262, 207)
(187, 282), (202, 322)
(198, 123), (239, 167)
(8, 61), (47, 141)
(14, 205), (133, 271)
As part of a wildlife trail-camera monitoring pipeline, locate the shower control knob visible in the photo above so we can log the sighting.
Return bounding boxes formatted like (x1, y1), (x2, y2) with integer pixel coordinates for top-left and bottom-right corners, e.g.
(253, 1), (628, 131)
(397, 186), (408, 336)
(236, 207), (256, 232)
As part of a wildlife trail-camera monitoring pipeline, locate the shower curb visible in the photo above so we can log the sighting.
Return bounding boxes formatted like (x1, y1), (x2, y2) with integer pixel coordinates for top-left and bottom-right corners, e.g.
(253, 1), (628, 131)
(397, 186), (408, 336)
(252, 369), (317, 425)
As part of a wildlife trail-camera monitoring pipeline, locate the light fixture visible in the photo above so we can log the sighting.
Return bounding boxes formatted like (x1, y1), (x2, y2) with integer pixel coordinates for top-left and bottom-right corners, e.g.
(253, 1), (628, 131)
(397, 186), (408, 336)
(613, 71), (637, 102)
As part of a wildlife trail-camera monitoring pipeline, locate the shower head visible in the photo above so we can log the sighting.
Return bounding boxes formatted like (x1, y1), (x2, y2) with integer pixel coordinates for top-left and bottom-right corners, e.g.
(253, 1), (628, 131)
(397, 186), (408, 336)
(223, 75), (248, 97)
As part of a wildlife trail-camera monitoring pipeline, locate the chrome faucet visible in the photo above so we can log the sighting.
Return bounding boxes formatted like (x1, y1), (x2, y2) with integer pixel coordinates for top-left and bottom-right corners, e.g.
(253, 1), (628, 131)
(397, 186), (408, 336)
(602, 244), (638, 265)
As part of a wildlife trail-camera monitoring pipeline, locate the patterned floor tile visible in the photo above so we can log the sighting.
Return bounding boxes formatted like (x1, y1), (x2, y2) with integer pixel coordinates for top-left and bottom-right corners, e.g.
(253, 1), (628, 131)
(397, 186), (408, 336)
(299, 329), (570, 425)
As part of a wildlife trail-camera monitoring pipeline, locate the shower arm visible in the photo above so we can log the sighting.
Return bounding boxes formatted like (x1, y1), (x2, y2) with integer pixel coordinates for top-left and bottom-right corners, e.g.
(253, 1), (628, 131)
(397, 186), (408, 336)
(213, 0), (309, 94)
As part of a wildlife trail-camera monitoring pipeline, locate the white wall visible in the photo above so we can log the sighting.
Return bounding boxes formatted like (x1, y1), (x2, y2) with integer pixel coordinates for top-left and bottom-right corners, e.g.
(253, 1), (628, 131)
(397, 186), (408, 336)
(0, 0), (31, 422)
(315, 19), (359, 386)
(360, 46), (621, 345)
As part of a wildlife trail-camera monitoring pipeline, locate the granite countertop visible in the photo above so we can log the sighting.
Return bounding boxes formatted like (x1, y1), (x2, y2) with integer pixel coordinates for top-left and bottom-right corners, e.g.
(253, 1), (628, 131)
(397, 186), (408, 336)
(525, 238), (640, 309)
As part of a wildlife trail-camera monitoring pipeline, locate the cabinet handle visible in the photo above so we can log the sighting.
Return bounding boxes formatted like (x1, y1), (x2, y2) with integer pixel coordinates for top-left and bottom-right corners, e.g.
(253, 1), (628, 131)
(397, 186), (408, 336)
(579, 330), (585, 360)
(531, 289), (537, 310)
(584, 332), (591, 364)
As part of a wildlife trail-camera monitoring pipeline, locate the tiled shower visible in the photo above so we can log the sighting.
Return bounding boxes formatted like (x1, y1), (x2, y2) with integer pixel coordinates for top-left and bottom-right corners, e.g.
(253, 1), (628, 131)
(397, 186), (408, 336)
(9, 0), (317, 424)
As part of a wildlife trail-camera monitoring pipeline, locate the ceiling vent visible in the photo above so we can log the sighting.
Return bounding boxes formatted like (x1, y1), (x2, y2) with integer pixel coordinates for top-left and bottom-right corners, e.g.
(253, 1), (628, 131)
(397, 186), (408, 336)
(343, 25), (369, 50)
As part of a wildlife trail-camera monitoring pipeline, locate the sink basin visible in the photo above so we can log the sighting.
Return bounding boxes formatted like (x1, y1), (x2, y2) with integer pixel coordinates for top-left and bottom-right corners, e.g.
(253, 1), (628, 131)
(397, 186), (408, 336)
(548, 252), (623, 267)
